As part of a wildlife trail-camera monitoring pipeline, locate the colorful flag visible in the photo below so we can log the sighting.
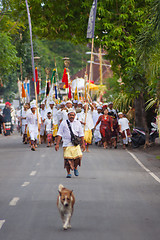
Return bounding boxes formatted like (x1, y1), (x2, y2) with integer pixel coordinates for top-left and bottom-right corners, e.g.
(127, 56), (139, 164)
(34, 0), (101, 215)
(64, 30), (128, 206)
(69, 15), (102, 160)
(74, 86), (78, 100)
(54, 85), (58, 99)
(87, 0), (98, 39)
(62, 68), (68, 88)
(24, 80), (30, 101)
(35, 67), (40, 94)
(51, 69), (56, 85)
(46, 81), (50, 96)
(22, 82), (26, 98)
(68, 85), (72, 99)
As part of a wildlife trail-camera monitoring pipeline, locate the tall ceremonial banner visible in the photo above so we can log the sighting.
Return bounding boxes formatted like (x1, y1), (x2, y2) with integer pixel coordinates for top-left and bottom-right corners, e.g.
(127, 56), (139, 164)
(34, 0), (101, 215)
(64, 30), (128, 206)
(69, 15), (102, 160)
(25, 0), (41, 143)
(51, 69), (56, 85)
(68, 85), (72, 99)
(35, 67), (40, 94)
(87, 0), (98, 39)
(74, 86), (78, 100)
(22, 82), (26, 98)
(62, 68), (69, 88)
(24, 80), (30, 102)
(25, 0), (36, 84)
(46, 81), (50, 96)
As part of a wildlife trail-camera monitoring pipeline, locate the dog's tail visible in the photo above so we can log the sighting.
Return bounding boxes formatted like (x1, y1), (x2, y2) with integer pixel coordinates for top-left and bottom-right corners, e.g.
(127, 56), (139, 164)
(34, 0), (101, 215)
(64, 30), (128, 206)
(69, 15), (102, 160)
(58, 184), (64, 192)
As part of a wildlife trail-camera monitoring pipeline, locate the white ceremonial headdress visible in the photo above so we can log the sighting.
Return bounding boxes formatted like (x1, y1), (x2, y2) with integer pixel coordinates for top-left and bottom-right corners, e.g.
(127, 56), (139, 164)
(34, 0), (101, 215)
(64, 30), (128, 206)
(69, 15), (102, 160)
(49, 101), (55, 105)
(30, 104), (37, 109)
(66, 100), (72, 104)
(67, 108), (76, 115)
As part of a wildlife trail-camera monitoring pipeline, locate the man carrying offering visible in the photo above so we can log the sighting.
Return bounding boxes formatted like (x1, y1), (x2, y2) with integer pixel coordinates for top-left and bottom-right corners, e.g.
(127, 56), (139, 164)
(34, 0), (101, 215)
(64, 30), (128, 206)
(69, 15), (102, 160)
(55, 109), (85, 178)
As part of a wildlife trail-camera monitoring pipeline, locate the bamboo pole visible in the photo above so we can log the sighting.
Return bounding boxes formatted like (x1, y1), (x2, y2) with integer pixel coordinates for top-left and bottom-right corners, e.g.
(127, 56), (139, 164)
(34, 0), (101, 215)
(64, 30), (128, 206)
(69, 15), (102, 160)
(25, 0), (41, 144)
(99, 46), (103, 85)
(84, 38), (94, 132)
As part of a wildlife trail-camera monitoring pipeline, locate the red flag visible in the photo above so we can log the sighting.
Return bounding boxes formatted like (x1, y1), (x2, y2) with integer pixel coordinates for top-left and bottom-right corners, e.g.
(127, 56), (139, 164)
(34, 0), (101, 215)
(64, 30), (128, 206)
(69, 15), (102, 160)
(62, 68), (68, 88)
(34, 68), (39, 94)
(35, 67), (38, 82)
(68, 85), (72, 99)
(36, 80), (40, 94)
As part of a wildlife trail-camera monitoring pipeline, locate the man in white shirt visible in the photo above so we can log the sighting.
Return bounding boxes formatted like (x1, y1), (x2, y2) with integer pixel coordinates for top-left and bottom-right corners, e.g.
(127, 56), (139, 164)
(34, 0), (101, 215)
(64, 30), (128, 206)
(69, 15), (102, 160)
(25, 104), (41, 151)
(55, 109), (85, 178)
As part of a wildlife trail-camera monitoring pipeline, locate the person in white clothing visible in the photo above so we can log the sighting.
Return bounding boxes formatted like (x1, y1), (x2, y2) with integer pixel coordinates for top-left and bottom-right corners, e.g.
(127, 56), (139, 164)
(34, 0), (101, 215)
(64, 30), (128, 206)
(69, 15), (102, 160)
(20, 104), (29, 144)
(78, 102), (94, 152)
(55, 109), (85, 178)
(118, 112), (131, 149)
(40, 101), (47, 143)
(25, 104), (41, 151)
(45, 112), (54, 147)
(93, 106), (102, 145)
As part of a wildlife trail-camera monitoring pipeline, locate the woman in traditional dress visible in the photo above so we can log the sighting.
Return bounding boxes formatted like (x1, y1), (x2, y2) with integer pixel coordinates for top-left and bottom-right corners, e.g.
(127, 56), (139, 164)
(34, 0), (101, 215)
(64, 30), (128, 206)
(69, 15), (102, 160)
(94, 108), (113, 148)
(3, 102), (12, 136)
(108, 112), (119, 148)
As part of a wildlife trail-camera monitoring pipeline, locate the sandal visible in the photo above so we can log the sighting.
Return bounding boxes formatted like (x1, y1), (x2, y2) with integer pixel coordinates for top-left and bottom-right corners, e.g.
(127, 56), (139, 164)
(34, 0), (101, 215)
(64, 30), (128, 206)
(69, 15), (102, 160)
(74, 169), (79, 176)
(66, 174), (72, 178)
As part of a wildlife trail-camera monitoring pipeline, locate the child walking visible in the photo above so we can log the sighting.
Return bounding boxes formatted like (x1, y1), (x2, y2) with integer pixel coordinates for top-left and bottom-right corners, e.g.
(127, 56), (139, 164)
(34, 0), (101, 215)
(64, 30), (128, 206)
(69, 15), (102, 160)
(118, 112), (131, 149)
(45, 112), (54, 147)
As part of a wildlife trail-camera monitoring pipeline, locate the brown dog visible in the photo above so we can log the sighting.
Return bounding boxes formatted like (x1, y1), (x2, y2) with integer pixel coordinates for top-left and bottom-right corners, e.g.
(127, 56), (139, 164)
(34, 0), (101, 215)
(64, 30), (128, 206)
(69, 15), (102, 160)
(57, 184), (75, 230)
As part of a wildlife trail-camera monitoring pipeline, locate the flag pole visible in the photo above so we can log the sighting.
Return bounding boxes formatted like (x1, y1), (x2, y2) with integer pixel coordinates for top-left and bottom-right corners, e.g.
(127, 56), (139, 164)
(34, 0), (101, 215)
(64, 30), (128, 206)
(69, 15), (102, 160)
(25, 0), (41, 144)
(84, 38), (94, 132)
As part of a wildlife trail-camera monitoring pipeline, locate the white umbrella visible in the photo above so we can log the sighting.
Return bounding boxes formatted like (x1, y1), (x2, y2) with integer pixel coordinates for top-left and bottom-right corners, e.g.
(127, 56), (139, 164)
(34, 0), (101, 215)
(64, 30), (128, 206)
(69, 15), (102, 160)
(72, 78), (85, 91)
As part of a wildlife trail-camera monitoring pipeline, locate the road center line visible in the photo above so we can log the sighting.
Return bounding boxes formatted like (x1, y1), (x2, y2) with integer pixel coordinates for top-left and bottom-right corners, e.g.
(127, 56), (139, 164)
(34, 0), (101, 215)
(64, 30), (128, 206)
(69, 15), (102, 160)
(9, 197), (20, 206)
(127, 150), (160, 184)
(30, 171), (37, 176)
(21, 182), (30, 187)
(0, 220), (5, 229)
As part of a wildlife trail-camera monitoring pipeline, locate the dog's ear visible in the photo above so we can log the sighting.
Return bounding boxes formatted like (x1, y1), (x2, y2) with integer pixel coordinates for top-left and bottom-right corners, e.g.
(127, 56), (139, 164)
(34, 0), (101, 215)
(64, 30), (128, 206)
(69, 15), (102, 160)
(58, 190), (61, 196)
(70, 190), (73, 196)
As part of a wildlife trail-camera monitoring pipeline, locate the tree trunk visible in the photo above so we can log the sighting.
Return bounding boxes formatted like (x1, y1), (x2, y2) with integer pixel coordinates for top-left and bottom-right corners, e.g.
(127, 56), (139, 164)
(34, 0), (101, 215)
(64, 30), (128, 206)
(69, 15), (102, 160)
(135, 93), (150, 148)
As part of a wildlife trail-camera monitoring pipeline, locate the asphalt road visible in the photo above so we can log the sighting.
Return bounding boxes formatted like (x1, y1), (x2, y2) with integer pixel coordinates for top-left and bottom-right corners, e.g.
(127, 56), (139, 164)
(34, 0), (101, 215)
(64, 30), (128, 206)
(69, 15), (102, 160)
(0, 134), (160, 240)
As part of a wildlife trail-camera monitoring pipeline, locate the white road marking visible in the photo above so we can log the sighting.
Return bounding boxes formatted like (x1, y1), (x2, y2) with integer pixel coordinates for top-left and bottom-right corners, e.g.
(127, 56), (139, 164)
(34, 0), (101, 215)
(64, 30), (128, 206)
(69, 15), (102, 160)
(9, 197), (20, 206)
(127, 150), (160, 184)
(30, 171), (37, 176)
(41, 154), (45, 158)
(21, 182), (30, 187)
(0, 220), (5, 229)
(36, 163), (40, 166)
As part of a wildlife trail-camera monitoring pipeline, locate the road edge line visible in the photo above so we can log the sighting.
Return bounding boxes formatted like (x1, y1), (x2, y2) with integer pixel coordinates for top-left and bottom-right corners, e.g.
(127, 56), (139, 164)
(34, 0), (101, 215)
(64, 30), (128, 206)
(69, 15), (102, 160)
(126, 150), (160, 184)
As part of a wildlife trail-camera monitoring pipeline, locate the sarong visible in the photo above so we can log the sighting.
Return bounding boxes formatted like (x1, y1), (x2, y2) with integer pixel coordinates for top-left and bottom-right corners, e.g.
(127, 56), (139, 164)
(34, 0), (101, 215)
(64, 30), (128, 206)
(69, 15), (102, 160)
(84, 129), (92, 144)
(53, 124), (58, 137)
(5, 122), (11, 136)
(63, 145), (82, 170)
(121, 129), (131, 139)
(47, 133), (53, 142)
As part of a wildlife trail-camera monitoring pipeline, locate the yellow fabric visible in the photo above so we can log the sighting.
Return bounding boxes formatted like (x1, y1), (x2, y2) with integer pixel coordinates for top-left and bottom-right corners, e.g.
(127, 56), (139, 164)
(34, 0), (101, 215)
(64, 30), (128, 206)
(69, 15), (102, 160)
(27, 127), (30, 138)
(84, 129), (92, 144)
(63, 145), (82, 159)
(74, 86), (78, 100)
(53, 124), (58, 137)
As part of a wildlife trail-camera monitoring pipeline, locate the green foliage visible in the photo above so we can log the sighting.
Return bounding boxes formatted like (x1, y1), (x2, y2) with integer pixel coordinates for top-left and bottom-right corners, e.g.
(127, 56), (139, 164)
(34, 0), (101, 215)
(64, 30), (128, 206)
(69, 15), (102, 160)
(0, 33), (19, 76)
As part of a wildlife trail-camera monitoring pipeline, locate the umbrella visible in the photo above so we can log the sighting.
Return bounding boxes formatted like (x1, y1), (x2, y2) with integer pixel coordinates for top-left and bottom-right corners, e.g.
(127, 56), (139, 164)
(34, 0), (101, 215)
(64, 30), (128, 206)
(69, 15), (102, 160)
(72, 78), (84, 91)
(89, 83), (99, 90)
